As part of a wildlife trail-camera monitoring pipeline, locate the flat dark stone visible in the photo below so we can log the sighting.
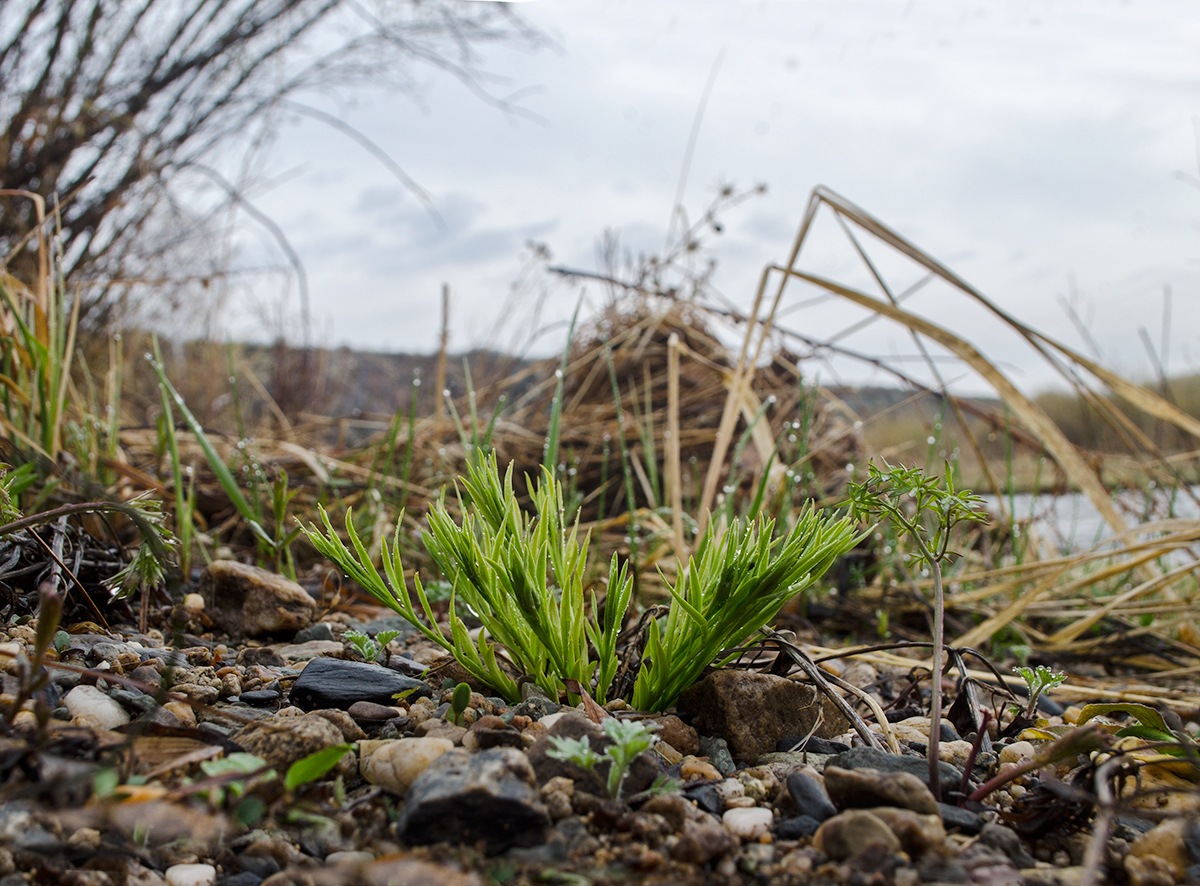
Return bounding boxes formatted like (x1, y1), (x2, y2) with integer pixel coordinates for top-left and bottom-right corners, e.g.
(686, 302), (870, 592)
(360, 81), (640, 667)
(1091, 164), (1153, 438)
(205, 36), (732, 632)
(786, 771), (837, 821)
(137, 647), (188, 667)
(398, 748), (549, 854)
(288, 657), (431, 710)
(348, 700), (402, 722)
(828, 746), (963, 789)
(684, 783), (724, 816)
(775, 815), (821, 840)
(938, 802), (984, 834)
(240, 690), (280, 707)
(293, 623), (336, 643)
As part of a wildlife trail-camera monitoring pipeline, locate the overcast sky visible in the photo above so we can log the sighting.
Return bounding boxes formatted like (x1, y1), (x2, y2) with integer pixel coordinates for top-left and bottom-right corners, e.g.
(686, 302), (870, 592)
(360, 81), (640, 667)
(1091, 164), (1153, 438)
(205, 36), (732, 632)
(240, 0), (1200, 394)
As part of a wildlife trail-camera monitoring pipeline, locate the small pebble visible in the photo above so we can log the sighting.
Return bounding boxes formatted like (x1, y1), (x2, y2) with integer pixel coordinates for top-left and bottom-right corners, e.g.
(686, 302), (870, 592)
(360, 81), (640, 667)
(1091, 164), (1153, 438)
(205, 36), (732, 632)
(714, 778), (745, 804)
(998, 741), (1036, 766)
(680, 757), (723, 782)
(182, 594), (205, 613)
(64, 685), (130, 730)
(348, 701), (403, 723)
(240, 690), (280, 707)
(360, 737), (454, 795)
(164, 863), (216, 886)
(326, 850), (374, 867)
(723, 807), (774, 840)
(163, 701), (197, 727)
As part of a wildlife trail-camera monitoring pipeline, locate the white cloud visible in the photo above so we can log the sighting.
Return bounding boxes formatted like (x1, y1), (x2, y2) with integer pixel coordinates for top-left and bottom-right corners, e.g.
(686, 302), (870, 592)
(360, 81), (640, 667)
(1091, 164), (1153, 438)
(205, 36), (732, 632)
(243, 0), (1200, 392)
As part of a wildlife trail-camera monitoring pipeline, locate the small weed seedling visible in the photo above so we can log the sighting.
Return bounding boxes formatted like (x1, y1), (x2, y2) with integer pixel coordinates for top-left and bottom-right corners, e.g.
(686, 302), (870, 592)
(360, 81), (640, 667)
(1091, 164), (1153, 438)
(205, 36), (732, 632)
(1014, 664), (1067, 721)
(344, 629), (400, 663)
(448, 682), (472, 725)
(546, 718), (658, 800)
(848, 459), (987, 801)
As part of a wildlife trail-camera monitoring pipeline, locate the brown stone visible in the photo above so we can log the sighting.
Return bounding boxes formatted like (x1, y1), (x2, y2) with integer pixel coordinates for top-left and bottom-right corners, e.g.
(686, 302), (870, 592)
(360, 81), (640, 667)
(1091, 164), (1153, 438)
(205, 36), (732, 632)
(669, 818), (738, 865)
(813, 810), (901, 861)
(677, 670), (849, 762)
(233, 712), (355, 777)
(866, 807), (946, 856)
(200, 560), (316, 638)
(650, 714), (700, 756)
(823, 766), (939, 815)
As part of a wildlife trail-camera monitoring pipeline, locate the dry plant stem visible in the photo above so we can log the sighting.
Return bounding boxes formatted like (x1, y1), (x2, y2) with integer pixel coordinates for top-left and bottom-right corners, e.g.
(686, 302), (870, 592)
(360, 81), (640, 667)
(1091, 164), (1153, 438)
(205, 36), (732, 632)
(667, 333), (685, 558)
(1080, 757), (1121, 886)
(26, 526), (108, 628)
(763, 630), (885, 751)
(925, 545), (946, 801)
(776, 263), (1128, 537)
(958, 710), (991, 801)
(435, 283), (449, 433)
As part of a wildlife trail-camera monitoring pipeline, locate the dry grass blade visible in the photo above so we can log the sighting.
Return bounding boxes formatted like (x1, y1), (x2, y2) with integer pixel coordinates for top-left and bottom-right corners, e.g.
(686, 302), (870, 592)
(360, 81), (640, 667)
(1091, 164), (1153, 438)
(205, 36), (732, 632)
(775, 265), (1127, 535)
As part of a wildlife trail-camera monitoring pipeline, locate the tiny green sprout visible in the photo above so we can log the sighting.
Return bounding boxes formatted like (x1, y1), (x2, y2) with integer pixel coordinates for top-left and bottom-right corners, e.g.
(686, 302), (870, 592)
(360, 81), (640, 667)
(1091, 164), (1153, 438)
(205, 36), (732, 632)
(198, 752), (273, 805)
(52, 630), (69, 655)
(344, 629), (400, 663)
(546, 718), (658, 800)
(93, 767), (120, 799)
(392, 686), (421, 703)
(449, 682), (472, 726)
(285, 743), (355, 791)
(1015, 665), (1067, 720)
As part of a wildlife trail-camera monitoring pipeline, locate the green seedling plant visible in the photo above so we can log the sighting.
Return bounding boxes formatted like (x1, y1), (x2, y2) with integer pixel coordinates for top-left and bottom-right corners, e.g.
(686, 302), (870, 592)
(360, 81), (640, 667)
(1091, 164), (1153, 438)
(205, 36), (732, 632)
(344, 629), (400, 663)
(546, 718), (658, 800)
(631, 505), (859, 712)
(448, 681), (471, 726)
(848, 459), (988, 802)
(1014, 665), (1067, 721)
(305, 450), (859, 712)
(304, 452), (635, 705)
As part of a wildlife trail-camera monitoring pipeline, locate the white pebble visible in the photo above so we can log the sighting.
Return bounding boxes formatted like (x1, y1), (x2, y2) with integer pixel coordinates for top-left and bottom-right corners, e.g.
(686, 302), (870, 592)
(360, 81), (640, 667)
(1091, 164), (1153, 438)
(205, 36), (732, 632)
(714, 778), (745, 804)
(360, 737), (453, 796)
(183, 593), (205, 613)
(64, 685), (130, 730)
(723, 806), (774, 839)
(165, 863), (216, 886)
(998, 740), (1036, 766)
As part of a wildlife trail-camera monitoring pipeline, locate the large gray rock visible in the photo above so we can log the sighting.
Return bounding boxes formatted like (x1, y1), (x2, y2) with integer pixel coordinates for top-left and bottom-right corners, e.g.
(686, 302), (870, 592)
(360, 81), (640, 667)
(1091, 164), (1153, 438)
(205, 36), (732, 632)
(677, 670), (849, 762)
(397, 748), (550, 854)
(201, 560), (316, 637)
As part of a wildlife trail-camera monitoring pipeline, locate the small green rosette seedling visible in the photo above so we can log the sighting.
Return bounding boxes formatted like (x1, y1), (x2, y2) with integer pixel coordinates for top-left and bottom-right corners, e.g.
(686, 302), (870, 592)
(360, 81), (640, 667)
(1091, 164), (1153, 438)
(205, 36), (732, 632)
(344, 629), (400, 663)
(1014, 665), (1067, 721)
(546, 718), (658, 800)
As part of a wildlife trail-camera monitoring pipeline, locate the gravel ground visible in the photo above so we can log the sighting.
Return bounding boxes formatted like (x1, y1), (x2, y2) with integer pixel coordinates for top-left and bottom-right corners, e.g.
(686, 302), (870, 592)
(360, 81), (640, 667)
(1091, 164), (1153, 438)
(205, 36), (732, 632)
(0, 561), (1196, 886)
